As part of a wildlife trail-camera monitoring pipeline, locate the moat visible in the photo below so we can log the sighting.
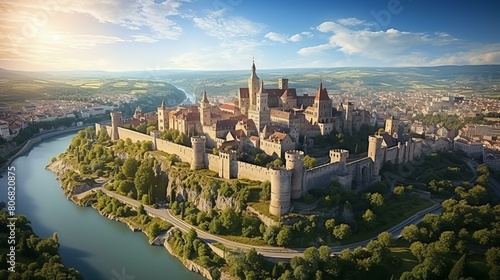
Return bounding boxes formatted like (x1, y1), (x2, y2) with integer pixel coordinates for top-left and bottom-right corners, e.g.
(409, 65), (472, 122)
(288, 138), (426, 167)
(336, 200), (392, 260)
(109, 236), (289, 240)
(0, 132), (203, 280)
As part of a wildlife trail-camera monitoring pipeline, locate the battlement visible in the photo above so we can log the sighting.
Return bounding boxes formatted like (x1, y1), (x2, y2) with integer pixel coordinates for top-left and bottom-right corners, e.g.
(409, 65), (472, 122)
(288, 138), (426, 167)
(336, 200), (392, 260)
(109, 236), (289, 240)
(191, 135), (206, 144)
(285, 150), (304, 161)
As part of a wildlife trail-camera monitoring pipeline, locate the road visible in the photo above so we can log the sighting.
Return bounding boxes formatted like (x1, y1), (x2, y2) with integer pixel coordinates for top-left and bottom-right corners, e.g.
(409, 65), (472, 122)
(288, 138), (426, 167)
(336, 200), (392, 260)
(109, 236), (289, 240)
(82, 187), (442, 259)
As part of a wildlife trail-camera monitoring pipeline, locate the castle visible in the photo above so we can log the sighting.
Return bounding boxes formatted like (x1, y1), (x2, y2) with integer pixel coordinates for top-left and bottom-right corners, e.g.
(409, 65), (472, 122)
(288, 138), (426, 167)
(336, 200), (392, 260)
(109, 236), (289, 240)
(157, 61), (373, 158)
(97, 63), (423, 216)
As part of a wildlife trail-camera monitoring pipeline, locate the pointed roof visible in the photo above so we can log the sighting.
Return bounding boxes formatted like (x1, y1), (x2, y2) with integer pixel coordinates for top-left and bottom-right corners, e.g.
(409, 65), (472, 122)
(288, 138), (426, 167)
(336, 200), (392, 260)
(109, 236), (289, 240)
(314, 81), (330, 101)
(250, 59), (259, 79)
(200, 89), (209, 103)
(258, 80), (264, 94)
(160, 99), (165, 109)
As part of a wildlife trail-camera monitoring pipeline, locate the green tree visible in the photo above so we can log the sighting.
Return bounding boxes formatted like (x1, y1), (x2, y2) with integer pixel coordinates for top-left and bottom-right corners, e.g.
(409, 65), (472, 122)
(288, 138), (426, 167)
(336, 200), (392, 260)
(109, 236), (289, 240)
(333, 224), (351, 240)
(370, 193), (385, 211)
(362, 209), (377, 229)
(277, 226), (293, 247)
(259, 181), (271, 201)
(134, 161), (155, 199)
(304, 155), (317, 169)
(220, 208), (241, 234)
(122, 157), (139, 178)
(393, 186), (405, 197)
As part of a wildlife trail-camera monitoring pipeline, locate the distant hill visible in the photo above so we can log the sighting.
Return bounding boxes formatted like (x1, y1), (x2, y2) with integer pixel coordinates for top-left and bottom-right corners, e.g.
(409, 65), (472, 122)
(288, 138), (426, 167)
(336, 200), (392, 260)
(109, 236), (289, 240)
(0, 65), (499, 106)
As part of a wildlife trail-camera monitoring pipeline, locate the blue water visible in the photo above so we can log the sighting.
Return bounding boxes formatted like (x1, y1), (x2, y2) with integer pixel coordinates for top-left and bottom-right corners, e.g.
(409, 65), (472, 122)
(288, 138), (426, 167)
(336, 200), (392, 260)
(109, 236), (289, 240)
(0, 132), (203, 280)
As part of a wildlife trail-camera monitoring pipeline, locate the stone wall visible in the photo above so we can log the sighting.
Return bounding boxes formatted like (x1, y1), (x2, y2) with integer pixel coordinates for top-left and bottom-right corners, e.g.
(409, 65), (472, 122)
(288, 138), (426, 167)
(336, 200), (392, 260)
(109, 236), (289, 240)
(304, 162), (340, 191)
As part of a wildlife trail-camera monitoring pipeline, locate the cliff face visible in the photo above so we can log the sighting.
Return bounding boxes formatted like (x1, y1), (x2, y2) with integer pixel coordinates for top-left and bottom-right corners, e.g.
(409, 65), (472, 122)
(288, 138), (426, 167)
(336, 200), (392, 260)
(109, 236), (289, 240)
(165, 170), (239, 213)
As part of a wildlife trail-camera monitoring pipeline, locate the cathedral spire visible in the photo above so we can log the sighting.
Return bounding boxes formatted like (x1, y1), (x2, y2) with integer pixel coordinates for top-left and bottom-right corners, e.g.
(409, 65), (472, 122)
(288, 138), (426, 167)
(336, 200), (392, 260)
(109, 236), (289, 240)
(200, 88), (209, 104)
(160, 99), (165, 108)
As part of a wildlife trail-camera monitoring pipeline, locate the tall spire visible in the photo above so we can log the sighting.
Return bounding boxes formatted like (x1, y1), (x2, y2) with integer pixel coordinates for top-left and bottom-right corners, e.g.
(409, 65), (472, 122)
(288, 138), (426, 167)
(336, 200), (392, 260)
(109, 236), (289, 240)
(258, 80), (264, 93)
(250, 58), (258, 79)
(200, 88), (209, 104)
(160, 99), (165, 108)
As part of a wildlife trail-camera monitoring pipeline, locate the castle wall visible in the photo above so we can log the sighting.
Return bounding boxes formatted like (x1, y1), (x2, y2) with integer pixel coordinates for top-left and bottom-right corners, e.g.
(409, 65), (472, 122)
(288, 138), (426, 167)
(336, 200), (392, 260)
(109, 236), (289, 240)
(345, 157), (372, 190)
(304, 162), (341, 192)
(385, 146), (398, 164)
(236, 161), (270, 182)
(206, 153), (220, 173)
(155, 138), (193, 163)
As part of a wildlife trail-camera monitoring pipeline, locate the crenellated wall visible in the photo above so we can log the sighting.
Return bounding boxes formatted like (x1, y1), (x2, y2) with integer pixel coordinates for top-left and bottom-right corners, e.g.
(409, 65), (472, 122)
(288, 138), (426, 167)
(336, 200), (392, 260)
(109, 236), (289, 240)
(97, 117), (423, 217)
(304, 162), (341, 191)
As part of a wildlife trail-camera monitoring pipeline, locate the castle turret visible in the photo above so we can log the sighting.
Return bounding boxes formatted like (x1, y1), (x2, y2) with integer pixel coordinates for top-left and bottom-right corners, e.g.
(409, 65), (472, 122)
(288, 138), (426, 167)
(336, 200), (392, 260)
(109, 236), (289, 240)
(191, 136), (206, 170)
(368, 135), (384, 176)
(269, 167), (293, 216)
(385, 115), (399, 137)
(219, 150), (237, 179)
(199, 89), (211, 126)
(110, 111), (122, 141)
(157, 100), (169, 132)
(330, 149), (349, 173)
(285, 150), (305, 200)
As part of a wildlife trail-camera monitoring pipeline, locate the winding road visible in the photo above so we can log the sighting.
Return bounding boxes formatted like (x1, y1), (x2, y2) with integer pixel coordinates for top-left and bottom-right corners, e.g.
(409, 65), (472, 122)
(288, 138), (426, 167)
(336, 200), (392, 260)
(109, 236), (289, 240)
(81, 187), (442, 259)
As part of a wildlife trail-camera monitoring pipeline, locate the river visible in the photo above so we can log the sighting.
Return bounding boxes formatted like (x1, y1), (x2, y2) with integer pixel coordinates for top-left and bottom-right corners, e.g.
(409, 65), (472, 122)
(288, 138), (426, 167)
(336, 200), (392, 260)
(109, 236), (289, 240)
(175, 86), (196, 105)
(0, 132), (203, 280)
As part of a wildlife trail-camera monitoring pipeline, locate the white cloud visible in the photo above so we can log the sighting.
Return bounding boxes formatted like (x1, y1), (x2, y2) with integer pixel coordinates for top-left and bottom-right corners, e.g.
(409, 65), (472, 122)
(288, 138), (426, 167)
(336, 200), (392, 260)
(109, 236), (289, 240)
(193, 9), (264, 40)
(430, 45), (500, 65)
(299, 20), (456, 61)
(288, 34), (302, 42)
(337, 17), (365, 26)
(265, 31), (313, 43)
(265, 32), (287, 43)
(131, 35), (159, 43)
(55, 0), (184, 39)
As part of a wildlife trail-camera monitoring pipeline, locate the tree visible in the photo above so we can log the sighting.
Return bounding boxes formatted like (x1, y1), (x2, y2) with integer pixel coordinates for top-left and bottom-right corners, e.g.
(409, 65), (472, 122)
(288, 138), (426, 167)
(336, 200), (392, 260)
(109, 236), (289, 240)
(277, 226), (293, 246)
(303, 247), (320, 271)
(448, 253), (466, 280)
(402, 225), (421, 243)
(259, 181), (271, 201)
(220, 208), (241, 234)
(486, 247), (500, 267)
(362, 209), (377, 229)
(304, 155), (317, 169)
(325, 218), (336, 232)
(122, 157), (139, 178)
(333, 224), (351, 240)
(264, 226), (280, 245)
(134, 161), (155, 199)
(377, 231), (393, 248)
(370, 192), (385, 211)
(393, 186), (405, 197)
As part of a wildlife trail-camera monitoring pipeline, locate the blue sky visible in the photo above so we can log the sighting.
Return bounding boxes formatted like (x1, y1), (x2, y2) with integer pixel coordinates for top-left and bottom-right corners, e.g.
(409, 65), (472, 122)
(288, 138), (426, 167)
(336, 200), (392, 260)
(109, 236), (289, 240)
(1, 0), (499, 71)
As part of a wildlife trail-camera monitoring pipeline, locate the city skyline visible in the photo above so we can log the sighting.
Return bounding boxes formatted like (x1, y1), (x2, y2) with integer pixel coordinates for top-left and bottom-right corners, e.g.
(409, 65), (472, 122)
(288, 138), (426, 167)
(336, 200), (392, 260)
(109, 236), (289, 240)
(1, 0), (499, 72)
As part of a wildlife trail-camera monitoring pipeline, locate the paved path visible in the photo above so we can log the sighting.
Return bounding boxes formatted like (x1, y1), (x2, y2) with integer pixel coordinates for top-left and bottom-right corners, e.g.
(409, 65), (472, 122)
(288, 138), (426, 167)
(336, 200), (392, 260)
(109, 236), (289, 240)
(79, 187), (441, 259)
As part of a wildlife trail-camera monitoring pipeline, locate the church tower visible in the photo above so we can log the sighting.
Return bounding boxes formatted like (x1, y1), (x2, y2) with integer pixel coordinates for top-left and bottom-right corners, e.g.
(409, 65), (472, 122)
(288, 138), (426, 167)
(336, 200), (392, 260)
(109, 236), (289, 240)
(199, 89), (211, 126)
(313, 81), (333, 124)
(157, 101), (168, 132)
(249, 81), (270, 132)
(248, 59), (260, 108)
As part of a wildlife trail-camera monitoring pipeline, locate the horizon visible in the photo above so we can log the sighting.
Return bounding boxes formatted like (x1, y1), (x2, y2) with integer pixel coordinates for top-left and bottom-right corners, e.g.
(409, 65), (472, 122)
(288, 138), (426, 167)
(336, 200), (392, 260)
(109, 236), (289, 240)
(1, 0), (499, 72)
(2, 64), (500, 75)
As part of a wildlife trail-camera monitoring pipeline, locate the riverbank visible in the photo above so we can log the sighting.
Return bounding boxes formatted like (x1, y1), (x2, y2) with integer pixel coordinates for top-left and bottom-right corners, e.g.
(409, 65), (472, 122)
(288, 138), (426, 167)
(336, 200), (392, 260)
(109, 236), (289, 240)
(46, 156), (214, 279)
(1, 125), (92, 171)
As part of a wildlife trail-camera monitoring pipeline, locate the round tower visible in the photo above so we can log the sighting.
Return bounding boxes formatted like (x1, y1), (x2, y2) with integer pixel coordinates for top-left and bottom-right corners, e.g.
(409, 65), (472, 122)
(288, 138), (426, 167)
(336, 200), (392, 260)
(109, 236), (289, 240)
(368, 135), (384, 176)
(110, 111), (122, 141)
(285, 150), (305, 200)
(191, 136), (206, 170)
(329, 149), (349, 173)
(269, 167), (293, 216)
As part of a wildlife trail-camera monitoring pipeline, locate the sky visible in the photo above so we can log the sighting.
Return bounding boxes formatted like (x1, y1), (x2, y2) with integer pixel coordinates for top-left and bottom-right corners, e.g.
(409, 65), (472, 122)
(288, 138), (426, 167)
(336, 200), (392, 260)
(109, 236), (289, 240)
(0, 0), (499, 72)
